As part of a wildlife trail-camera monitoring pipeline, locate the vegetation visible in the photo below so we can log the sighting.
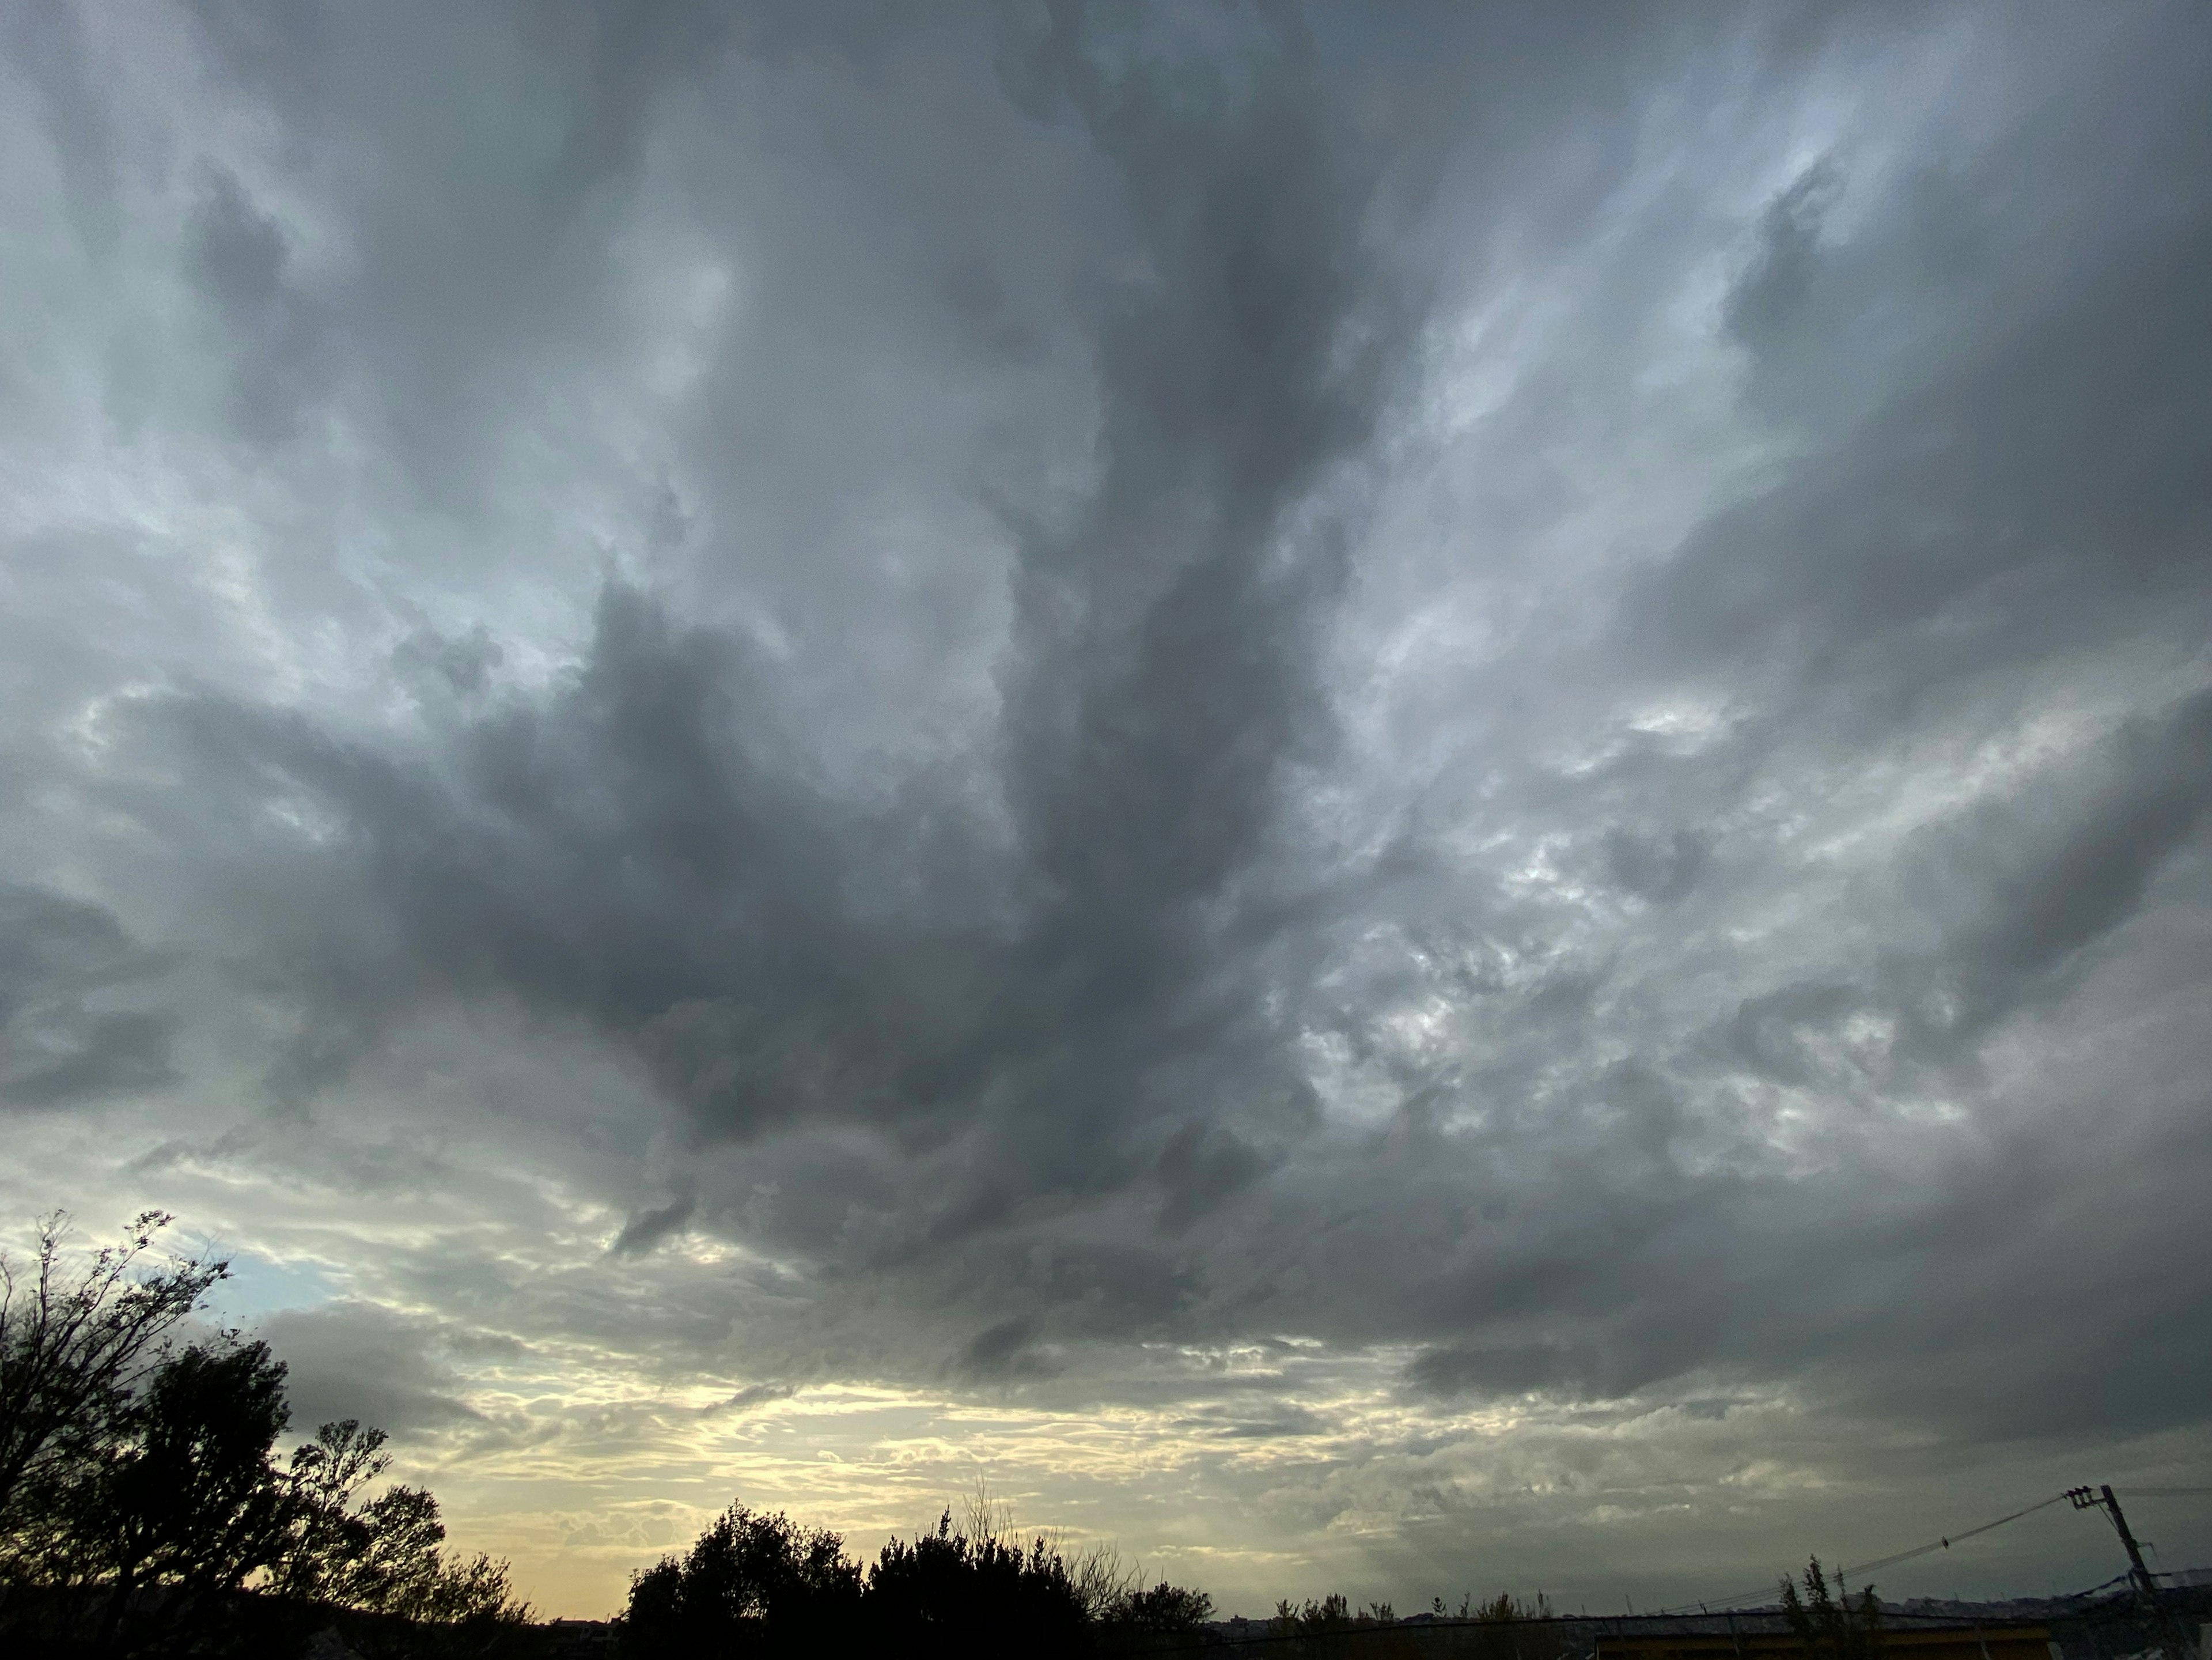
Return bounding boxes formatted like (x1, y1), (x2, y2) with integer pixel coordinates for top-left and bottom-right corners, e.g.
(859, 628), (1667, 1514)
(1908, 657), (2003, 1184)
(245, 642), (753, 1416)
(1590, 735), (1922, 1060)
(0, 1212), (525, 1656)
(0, 1210), (227, 1545)
(616, 1488), (1214, 1657)
(1782, 1557), (1884, 1660)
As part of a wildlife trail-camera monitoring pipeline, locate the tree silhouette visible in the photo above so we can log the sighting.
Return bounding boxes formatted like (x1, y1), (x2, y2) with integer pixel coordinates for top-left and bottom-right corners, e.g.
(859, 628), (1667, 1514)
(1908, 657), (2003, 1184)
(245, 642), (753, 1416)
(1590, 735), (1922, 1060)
(1781, 1557), (1884, 1660)
(2, 1213), (522, 1654)
(0, 1211), (228, 1556)
(618, 1498), (1215, 1658)
(74, 1341), (295, 1648)
(863, 1508), (1093, 1655)
(621, 1503), (862, 1656)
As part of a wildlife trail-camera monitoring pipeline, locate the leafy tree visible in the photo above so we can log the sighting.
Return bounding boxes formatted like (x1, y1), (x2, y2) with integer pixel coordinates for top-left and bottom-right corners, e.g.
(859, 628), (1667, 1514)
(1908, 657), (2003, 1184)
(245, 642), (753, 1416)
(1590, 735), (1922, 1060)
(272, 1418), (525, 1626)
(620, 1497), (1216, 1658)
(2, 1213), (522, 1654)
(1274, 1591), (1355, 1633)
(620, 1503), (862, 1657)
(1781, 1557), (1884, 1660)
(0, 1211), (228, 1555)
(1110, 1578), (1215, 1634)
(1437, 1590), (1554, 1623)
(76, 1340), (297, 1646)
(863, 1508), (1093, 1655)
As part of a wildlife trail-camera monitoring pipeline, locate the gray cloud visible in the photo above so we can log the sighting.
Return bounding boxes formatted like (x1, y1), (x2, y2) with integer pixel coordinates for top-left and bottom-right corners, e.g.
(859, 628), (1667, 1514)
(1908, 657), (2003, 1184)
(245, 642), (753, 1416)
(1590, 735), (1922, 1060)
(1604, 828), (1710, 905)
(187, 165), (285, 322)
(184, 164), (332, 443)
(5, 0), (2212, 1613)
(1942, 687), (2212, 1027)
(259, 1300), (481, 1437)
(5, 0), (116, 251)
(1723, 158), (1840, 351)
(0, 886), (177, 1108)
(90, 5), (1408, 1240)
(1626, 195), (2212, 705)
(957, 1315), (1055, 1383)
(611, 1195), (696, 1257)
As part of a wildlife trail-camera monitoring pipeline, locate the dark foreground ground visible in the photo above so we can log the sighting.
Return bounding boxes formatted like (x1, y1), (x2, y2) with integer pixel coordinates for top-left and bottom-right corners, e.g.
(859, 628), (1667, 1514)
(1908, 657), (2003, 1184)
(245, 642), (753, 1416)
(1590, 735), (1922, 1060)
(527, 1580), (2212, 1660)
(7, 1578), (2206, 1659)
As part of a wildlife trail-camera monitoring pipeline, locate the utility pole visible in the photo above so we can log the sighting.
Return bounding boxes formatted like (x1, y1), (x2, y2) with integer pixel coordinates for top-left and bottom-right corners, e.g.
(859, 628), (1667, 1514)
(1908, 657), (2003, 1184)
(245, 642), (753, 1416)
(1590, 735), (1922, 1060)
(2072, 1485), (2161, 1603)
(2103, 1486), (2160, 1604)
(2070, 1485), (2188, 1660)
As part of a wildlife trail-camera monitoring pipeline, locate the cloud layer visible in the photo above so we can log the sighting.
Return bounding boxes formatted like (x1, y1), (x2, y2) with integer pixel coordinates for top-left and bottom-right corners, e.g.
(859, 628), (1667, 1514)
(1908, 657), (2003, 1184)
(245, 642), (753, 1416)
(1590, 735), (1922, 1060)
(3, 0), (2210, 1620)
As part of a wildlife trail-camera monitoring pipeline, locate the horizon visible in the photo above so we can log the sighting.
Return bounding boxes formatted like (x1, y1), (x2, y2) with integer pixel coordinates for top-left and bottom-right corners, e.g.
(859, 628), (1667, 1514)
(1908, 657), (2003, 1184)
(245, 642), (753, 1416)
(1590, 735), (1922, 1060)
(3, 0), (2210, 1624)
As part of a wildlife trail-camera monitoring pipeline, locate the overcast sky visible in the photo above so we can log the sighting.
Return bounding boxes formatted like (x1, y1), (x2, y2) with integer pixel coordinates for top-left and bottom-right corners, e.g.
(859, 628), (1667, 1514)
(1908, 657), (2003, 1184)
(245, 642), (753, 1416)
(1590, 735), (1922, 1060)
(5, 0), (2211, 1622)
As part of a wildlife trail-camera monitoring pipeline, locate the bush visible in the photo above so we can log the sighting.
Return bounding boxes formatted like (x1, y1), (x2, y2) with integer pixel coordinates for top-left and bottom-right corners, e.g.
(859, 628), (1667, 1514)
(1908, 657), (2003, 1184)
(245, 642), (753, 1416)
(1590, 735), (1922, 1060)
(1781, 1558), (1883, 1660)
(617, 1499), (1214, 1659)
(1111, 1579), (1216, 1635)
(864, 1509), (1093, 1657)
(619, 1504), (861, 1658)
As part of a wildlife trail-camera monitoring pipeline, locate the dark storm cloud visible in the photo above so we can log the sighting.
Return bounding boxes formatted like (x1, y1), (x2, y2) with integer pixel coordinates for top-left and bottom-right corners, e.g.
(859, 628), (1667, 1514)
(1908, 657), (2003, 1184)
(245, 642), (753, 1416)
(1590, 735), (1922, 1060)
(1629, 168), (2212, 706)
(184, 165), (332, 443)
(3, 1012), (175, 1108)
(7, 3), (2212, 1594)
(702, 1381), (793, 1416)
(957, 3), (1415, 1194)
(0, 885), (177, 1107)
(957, 1316), (1054, 1383)
(1722, 160), (1839, 352)
(105, 6), (1410, 1226)
(1180, 1401), (1327, 1440)
(1849, 1098), (2212, 1443)
(259, 1301), (480, 1436)
(188, 167), (286, 320)
(1603, 829), (1709, 905)
(177, 0), (677, 502)
(1942, 687), (2212, 1027)
(1156, 1121), (1272, 1233)
(113, 587), (849, 1105)
(5, 0), (116, 249)
(1406, 1339), (1608, 1401)
(0, 886), (137, 1028)
(611, 1195), (696, 1257)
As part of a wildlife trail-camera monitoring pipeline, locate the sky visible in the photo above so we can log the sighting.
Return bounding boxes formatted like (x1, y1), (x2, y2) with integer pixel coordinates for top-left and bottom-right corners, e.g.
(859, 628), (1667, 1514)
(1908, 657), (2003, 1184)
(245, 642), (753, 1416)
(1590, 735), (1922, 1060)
(3, 0), (2211, 1624)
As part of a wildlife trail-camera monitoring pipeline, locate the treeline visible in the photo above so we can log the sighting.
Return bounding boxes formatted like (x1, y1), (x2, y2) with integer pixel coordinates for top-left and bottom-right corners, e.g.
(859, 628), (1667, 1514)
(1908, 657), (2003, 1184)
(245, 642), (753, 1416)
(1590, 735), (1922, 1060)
(1, 1213), (525, 1657)
(615, 1493), (1213, 1656)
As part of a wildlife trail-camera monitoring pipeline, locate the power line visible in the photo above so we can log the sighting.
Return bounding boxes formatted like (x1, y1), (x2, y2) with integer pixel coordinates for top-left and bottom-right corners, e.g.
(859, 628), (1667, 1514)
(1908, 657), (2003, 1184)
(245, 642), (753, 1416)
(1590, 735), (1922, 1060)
(1844, 1492), (2073, 1579)
(1661, 1491), (2074, 1614)
(1664, 1482), (2207, 1620)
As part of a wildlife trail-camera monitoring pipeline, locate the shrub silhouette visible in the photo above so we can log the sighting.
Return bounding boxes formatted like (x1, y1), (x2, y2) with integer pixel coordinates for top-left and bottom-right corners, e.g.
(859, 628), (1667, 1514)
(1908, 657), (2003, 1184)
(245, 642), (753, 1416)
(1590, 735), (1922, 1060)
(1781, 1557), (1884, 1660)
(619, 1499), (1213, 1658)
(620, 1503), (862, 1657)
(1115, 1578), (1216, 1635)
(1275, 1591), (1357, 1633)
(865, 1508), (1093, 1656)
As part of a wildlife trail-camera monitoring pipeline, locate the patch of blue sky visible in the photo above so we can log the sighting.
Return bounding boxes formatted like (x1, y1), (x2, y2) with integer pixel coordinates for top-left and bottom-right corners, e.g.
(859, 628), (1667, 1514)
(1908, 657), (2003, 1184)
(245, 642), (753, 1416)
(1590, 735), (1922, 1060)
(212, 1249), (346, 1321)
